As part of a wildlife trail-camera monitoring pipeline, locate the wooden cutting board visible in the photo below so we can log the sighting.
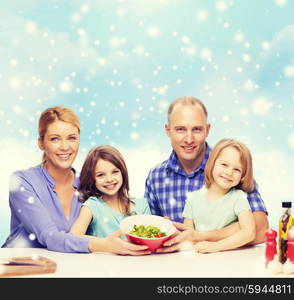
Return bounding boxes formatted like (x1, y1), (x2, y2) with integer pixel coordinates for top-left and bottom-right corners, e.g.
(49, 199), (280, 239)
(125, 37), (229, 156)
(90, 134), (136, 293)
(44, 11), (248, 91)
(0, 256), (57, 277)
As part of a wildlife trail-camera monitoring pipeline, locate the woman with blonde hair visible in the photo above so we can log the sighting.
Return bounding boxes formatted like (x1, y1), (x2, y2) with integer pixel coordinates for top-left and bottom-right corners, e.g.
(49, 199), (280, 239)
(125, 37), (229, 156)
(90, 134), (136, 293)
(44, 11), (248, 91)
(2, 106), (150, 255)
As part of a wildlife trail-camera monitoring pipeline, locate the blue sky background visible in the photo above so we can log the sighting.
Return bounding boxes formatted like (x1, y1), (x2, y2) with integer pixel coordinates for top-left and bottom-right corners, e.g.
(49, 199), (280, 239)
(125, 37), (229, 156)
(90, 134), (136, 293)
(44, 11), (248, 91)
(0, 0), (293, 245)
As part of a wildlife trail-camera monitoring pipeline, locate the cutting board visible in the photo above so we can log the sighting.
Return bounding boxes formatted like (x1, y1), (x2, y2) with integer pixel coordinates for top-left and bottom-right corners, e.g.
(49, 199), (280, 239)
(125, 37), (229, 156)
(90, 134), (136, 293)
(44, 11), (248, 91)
(0, 256), (57, 277)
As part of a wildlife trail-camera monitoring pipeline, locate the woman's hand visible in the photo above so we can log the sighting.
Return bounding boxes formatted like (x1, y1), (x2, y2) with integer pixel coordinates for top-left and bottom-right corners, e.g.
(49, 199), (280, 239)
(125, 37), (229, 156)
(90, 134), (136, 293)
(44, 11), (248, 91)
(102, 230), (152, 256)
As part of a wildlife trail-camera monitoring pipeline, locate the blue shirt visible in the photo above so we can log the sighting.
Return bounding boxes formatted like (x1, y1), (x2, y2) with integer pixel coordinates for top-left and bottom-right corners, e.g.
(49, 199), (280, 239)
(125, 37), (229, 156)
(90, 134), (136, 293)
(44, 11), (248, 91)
(144, 144), (267, 223)
(83, 196), (151, 238)
(2, 165), (90, 253)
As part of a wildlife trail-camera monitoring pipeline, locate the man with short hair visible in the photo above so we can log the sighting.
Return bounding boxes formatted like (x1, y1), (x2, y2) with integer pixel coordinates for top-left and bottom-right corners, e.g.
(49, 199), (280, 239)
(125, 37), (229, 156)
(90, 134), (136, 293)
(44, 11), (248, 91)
(144, 96), (269, 251)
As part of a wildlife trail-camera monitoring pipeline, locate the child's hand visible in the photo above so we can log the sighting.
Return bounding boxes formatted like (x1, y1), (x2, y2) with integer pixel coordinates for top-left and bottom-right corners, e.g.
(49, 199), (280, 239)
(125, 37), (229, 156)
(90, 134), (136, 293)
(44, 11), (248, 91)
(156, 224), (194, 253)
(195, 241), (220, 254)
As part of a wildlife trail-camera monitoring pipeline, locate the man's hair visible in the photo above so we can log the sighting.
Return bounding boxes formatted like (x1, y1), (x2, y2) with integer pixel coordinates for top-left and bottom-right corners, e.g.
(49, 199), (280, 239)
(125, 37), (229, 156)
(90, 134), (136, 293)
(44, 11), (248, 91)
(205, 138), (254, 193)
(167, 96), (208, 122)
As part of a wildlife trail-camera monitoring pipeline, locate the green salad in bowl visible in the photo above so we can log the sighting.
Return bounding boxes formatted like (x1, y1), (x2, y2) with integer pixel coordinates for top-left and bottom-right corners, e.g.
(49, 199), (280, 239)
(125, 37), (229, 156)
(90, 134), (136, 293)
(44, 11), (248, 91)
(120, 214), (176, 251)
(130, 224), (167, 238)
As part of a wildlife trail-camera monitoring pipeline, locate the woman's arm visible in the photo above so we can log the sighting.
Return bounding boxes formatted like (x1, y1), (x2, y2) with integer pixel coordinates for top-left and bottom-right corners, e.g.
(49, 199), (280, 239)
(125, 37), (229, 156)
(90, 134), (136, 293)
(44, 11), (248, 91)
(195, 210), (256, 253)
(88, 231), (151, 255)
(9, 173), (151, 255)
(70, 206), (93, 236)
(8, 172), (91, 253)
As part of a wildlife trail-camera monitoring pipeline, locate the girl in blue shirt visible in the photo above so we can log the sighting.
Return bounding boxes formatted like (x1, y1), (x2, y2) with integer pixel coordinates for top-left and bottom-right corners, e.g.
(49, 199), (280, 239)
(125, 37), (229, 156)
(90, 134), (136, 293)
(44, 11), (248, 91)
(71, 145), (151, 238)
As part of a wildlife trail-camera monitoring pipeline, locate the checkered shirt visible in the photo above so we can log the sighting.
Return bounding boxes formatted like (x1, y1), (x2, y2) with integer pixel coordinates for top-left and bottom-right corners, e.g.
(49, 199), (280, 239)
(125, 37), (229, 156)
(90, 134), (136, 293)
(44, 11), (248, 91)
(144, 144), (267, 223)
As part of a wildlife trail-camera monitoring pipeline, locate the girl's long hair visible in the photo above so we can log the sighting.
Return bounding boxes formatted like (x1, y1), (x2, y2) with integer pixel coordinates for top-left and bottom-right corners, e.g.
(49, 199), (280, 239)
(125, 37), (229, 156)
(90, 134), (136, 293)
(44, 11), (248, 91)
(78, 145), (134, 215)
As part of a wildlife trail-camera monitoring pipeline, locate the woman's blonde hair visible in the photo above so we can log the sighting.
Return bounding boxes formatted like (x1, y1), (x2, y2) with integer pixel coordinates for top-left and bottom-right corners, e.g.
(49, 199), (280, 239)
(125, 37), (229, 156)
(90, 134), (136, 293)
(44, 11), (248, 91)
(78, 145), (134, 215)
(205, 138), (254, 193)
(38, 106), (80, 163)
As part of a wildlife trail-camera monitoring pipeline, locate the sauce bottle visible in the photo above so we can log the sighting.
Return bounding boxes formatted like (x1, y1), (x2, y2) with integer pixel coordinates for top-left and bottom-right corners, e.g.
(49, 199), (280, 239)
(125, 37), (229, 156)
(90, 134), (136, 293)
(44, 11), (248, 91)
(286, 226), (294, 264)
(278, 202), (294, 264)
(265, 228), (277, 267)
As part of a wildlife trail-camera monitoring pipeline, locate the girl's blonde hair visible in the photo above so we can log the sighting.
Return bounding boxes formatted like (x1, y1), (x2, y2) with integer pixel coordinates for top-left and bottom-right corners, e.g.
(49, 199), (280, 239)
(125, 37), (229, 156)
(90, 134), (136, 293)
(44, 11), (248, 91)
(78, 145), (134, 215)
(38, 106), (80, 163)
(205, 138), (254, 193)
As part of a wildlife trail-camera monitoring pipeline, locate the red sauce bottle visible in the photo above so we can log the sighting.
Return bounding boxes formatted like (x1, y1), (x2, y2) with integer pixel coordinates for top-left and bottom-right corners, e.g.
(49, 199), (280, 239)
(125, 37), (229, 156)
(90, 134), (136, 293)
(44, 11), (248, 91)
(265, 228), (277, 267)
(286, 226), (294, 263)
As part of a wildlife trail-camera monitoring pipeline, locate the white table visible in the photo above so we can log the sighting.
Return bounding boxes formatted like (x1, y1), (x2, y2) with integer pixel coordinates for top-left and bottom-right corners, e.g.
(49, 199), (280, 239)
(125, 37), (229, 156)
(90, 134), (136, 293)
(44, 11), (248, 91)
(1, 244), (293, 278)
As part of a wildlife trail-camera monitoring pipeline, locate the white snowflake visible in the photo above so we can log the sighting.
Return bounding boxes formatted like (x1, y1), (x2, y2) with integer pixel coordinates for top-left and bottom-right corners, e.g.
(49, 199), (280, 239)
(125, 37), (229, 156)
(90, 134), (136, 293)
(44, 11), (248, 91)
(130, 132), (139, 140)
(25, 21), (37, 34)
(215, 0), (230, 12)
(274, 0), (288, 7)
(27, 196), (35, 204)
(146, 27), (160, 37)
(59, 81), (73, 93)
(284, 65), (294, 78)
(28, 233), (36, 241)
(195, 10), (208, 22)
(252, 97), (272, 116)
(288, 133), (294, 150)
(234, 32), (245, 42)
(169, 198), (176, 207)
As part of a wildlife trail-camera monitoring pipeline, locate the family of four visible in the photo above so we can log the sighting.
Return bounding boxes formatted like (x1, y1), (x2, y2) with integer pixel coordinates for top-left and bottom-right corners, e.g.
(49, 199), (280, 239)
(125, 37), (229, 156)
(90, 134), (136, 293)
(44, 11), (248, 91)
(2, 96), (269, 256)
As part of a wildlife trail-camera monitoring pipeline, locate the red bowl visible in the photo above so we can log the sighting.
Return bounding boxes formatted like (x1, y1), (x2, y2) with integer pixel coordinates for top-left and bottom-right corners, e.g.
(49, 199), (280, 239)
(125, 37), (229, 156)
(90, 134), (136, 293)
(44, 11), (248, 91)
(120, 215), (176, 252)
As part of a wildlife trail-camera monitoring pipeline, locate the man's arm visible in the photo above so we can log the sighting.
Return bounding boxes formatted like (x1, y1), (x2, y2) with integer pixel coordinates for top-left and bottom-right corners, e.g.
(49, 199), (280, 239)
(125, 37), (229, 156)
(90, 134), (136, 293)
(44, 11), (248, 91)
(246, 181), (269, 244)
(249, 211), (269, 244)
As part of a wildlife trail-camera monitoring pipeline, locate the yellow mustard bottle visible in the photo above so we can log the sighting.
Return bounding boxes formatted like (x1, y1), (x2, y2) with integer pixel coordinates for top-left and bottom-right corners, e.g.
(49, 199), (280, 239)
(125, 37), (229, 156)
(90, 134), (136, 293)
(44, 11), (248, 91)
(278, 201), (294, 263)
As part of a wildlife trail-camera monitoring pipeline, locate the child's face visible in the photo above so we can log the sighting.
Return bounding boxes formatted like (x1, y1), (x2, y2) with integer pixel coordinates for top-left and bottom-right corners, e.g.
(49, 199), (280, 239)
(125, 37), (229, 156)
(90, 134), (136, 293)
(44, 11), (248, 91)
(212, 146), (243, 193)
(94, 159), (123, 199)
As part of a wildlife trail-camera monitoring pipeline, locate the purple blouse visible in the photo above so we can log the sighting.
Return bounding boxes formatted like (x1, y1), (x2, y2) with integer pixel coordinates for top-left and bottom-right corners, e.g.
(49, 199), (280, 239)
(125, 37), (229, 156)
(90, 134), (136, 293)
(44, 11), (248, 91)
(2, 165), (90, 253)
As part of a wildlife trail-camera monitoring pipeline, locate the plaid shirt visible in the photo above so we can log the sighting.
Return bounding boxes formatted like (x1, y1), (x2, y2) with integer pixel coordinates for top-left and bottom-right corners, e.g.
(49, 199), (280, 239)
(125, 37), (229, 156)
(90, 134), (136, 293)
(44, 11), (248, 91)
(144, 144), (267, 223)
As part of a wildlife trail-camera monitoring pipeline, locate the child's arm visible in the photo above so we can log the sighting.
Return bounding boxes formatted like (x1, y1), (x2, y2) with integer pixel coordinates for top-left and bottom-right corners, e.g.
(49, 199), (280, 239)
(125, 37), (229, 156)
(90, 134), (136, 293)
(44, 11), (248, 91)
(70, 206), (93, 236)
(183, 218), (195, 230)
(195, 210), (256, 253)
(178, 218), (203, 243)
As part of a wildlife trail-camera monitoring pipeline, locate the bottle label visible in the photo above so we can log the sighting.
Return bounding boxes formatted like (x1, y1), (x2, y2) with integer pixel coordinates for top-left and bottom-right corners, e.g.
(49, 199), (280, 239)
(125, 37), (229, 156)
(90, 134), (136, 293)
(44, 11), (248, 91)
(279, 215), (294, 263)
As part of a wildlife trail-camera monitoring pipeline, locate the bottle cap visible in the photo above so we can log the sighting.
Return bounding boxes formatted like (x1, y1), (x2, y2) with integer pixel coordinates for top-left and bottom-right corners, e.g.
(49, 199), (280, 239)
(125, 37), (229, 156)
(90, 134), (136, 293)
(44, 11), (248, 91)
(265, 228), (277, 239)
(282, 202), (292, 208)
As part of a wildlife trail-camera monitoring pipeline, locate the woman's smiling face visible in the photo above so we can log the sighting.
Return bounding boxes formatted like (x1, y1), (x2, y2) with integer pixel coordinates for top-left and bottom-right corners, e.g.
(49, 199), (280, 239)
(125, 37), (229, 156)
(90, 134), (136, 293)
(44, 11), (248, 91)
(38, 120), (80, 171)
